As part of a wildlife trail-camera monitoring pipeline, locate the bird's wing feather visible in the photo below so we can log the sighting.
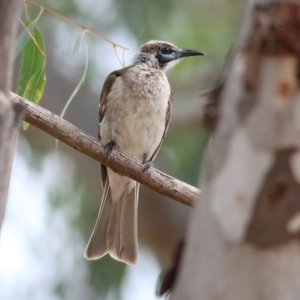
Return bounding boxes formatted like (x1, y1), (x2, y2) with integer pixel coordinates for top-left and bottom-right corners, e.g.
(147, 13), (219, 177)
(149, 91), (172, 162)
(99, 66), (133, 187)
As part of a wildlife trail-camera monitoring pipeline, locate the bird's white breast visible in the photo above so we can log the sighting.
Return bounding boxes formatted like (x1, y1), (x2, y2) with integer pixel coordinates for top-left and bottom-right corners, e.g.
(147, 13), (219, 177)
(100, 65), (170, 161)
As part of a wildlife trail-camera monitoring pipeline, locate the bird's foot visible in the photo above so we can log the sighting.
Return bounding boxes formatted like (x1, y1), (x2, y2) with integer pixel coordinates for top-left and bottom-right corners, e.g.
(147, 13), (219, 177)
(142, 158), (154, 172)
(104, 141), (115, 156)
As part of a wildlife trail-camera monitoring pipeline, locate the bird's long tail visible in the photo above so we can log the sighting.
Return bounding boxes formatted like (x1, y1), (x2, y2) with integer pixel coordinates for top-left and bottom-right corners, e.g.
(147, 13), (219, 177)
(84, 181), (139, 265)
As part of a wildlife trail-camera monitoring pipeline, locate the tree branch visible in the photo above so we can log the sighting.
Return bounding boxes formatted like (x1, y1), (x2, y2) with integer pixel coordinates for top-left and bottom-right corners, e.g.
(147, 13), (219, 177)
(10, 92), (200, 207)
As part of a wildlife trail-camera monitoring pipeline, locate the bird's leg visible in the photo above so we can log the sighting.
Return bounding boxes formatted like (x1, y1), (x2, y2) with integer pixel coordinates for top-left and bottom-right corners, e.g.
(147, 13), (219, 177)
(142, 153), (154, 172)
(104, 141), (115, 156)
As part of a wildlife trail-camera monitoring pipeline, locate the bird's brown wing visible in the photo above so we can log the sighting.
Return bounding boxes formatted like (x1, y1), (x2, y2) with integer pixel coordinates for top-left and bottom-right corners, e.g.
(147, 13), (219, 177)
(99, 66), (133, 187)
(149, 91), (172, 162)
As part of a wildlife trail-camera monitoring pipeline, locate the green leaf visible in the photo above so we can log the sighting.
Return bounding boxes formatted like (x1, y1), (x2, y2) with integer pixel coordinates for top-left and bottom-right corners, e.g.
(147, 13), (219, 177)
(14, 17), (41, 59)
(16, 22), (45, 98)
(22, 68), (46, 131)
(73, 33), (82, 56)
(16, 19), (46, 130)
(23, 121), (29, 130)
(23, 68), (46, 104)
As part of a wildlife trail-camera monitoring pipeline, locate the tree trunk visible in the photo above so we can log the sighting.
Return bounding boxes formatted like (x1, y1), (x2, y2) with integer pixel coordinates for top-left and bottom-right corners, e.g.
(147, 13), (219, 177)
(0, 0), (24, 230)
(171, 0), (300, 299)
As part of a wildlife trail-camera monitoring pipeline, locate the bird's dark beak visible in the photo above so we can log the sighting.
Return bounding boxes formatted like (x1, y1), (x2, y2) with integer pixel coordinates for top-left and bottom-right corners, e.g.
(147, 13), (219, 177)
(175, 48), (205, 59)
(156, 47), (205, 65)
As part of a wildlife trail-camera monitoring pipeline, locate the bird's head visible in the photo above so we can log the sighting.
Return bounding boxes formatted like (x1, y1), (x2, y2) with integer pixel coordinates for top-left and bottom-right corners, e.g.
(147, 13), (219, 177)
(133, 40), (205, 71)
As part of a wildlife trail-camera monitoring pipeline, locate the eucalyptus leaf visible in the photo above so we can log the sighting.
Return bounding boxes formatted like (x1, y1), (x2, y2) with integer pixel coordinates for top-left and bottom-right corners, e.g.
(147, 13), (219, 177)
(23, 121), (29, 130)
(17, 22), (45, 97)
(23, 68), (46, 104)
(22, 68), (46, 131)
(14, 17), (41, 58)
(16, 19), (46, 130)
(73, 33), (82, 56)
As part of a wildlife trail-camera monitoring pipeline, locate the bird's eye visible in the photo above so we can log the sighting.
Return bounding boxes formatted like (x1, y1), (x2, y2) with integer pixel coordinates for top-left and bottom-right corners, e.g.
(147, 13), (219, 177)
(161, 46), (173, 55)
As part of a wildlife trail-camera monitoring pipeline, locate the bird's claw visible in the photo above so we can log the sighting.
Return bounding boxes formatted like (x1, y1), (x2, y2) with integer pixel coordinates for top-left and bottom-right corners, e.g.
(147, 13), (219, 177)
(104, 141), (115, 156)
(143, 159), (153, 172)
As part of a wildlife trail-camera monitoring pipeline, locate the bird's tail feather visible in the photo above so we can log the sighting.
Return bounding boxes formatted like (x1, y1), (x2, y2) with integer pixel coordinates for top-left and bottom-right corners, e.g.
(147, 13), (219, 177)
(84, 182), (138, 265)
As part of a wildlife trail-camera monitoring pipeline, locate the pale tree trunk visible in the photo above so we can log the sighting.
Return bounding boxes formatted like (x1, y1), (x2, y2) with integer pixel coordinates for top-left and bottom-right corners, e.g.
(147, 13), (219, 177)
(171, 0), (300, 299)
(0, 0), (24, 230)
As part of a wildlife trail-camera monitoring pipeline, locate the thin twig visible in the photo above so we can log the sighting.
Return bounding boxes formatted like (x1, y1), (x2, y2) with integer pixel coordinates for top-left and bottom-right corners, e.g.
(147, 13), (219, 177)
(24, 0), (128, 51)
(56, 32), (89, 148)
(113, 45), (125, 67)
(10, 92), (201, 207)
(18, 13), (46, 58)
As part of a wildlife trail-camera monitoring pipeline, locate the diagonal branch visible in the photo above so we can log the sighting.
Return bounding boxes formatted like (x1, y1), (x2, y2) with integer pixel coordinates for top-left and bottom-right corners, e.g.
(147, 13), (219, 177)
(10, 92), (200, 207)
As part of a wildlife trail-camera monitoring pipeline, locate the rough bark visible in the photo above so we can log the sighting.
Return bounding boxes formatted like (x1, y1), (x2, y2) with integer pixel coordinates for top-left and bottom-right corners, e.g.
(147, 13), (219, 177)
(171, 0), (300, 299)
(0, 0), (24, 230)
(10, 92), (200, 207)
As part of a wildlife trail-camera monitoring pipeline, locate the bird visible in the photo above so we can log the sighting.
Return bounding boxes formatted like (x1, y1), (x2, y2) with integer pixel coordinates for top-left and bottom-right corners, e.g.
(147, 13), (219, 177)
(84, 40), (204, 265)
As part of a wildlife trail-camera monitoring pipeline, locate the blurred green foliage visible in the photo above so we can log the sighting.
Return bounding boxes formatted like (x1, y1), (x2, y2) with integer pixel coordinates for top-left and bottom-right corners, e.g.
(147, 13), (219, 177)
(113, 0), (243, 64)
(159, 123), (209, 186)
(113, 0), (179, 40)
